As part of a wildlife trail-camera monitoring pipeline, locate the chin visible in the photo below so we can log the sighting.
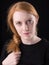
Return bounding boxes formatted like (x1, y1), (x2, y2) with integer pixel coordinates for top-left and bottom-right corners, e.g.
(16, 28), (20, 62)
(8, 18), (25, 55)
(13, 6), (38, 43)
(22, 36), (33, 40)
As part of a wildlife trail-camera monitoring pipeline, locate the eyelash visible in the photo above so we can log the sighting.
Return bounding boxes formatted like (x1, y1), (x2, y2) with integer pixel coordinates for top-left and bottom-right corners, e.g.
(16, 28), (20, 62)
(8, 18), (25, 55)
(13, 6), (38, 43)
(16, 22), (22, 25)
(27, 20), (32, 22)
(16, 19), (33, 25)
(26, 19), (33, 24)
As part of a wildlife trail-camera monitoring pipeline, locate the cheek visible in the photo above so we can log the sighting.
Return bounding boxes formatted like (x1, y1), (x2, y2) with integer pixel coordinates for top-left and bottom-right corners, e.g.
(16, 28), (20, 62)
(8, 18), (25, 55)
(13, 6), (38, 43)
(15, 26), (22, 35)
(29, 23), (36, 32)
(13, 22), (22, 35)
(29, 24), (34, 30)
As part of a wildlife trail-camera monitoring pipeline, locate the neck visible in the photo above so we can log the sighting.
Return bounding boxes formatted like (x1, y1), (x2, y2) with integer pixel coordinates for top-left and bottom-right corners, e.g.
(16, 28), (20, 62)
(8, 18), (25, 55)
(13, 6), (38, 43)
(21, 35), (41, 45)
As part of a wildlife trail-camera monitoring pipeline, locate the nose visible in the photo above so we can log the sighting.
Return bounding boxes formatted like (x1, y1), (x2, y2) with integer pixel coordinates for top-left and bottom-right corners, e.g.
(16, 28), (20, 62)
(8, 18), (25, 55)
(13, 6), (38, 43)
(22, 23), (29, 31)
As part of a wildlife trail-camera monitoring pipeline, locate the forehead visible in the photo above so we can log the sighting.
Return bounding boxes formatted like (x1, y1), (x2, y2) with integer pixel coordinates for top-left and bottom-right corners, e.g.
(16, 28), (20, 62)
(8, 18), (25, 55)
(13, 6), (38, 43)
(13, 11), (36, 21)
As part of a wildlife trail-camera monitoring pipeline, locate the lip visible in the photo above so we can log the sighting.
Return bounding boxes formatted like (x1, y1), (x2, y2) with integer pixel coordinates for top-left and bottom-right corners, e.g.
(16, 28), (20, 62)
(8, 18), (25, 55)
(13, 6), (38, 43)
(23, 32), (30, 35)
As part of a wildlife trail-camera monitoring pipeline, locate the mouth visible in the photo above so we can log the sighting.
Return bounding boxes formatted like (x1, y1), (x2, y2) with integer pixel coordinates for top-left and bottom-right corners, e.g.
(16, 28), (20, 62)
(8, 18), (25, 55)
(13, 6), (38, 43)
(23, 32), (30, 35)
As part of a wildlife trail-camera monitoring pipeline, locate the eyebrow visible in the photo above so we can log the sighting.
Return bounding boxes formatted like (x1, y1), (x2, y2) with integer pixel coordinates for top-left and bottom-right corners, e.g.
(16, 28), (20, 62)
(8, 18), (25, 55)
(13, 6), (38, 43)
(15, 17), (33, 23)
(26, 17), (32, 21)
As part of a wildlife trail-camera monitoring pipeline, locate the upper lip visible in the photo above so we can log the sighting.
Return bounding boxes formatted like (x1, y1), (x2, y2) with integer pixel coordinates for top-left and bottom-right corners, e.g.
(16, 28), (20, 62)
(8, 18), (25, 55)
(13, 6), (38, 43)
(23, 32), (29, 34)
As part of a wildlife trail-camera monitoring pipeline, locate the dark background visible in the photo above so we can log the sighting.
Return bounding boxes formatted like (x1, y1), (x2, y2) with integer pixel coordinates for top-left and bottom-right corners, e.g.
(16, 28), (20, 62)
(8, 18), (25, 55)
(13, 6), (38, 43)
(0, 0), (49, 54)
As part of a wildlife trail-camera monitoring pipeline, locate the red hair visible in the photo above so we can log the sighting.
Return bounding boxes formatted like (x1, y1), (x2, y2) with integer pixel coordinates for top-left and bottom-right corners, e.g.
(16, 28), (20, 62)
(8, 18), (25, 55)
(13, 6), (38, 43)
(6, 1), (39, 53)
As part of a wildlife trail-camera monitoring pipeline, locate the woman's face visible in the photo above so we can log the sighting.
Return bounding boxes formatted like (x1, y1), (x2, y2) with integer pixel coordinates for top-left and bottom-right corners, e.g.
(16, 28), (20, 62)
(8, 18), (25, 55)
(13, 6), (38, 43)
(13, 11), (38, 40)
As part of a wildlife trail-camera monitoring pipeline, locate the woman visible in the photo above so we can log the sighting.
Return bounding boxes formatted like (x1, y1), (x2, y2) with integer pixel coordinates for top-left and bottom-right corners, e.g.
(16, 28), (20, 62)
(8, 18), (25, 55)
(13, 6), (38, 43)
(0, 1), (49, 65)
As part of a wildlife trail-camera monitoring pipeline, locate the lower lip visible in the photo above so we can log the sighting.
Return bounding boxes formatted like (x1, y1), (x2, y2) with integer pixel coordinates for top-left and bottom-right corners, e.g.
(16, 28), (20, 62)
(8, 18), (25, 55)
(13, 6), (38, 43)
(23, 33), (29, 35)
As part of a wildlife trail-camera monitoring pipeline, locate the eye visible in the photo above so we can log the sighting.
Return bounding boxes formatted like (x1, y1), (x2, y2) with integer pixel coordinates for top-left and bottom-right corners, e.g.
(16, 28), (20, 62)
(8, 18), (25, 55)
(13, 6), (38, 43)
(28, 20), (32, 22)
(16, 21), (22, 25)
(26, 19), (33, 24)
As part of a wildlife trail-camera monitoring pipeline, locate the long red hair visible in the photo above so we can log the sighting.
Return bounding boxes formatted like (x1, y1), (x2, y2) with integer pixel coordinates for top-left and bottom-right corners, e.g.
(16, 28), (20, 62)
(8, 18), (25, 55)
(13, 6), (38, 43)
(6, 1), (39, 53)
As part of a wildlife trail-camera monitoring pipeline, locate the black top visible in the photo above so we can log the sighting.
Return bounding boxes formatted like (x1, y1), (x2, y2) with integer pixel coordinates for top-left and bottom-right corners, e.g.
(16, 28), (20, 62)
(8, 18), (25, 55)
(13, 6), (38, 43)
(0, 38), (49, 65)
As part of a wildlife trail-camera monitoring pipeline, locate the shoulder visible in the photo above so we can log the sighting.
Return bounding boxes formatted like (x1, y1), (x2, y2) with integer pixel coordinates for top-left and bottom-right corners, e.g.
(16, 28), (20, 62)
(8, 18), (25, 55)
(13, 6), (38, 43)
(42, 38), (49, 45)
(40, 37), (49, 49)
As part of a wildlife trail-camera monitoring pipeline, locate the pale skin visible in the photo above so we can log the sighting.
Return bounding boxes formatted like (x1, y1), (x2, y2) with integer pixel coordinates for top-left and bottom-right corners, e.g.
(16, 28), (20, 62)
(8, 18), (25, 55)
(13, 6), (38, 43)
(13, 11), (41, 44)
(2, 52), (21, 65)
(2, 11), (41, 65)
